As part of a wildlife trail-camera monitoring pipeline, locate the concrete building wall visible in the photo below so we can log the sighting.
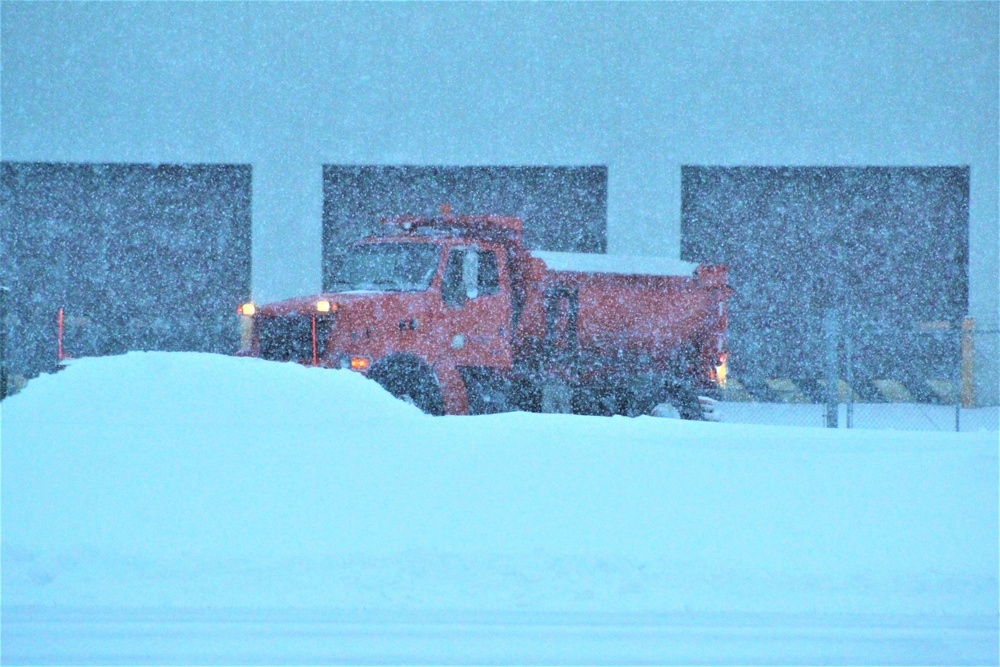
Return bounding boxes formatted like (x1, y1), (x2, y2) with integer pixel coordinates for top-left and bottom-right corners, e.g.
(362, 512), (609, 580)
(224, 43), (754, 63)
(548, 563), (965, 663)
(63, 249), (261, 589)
(3, 2), (996, 397)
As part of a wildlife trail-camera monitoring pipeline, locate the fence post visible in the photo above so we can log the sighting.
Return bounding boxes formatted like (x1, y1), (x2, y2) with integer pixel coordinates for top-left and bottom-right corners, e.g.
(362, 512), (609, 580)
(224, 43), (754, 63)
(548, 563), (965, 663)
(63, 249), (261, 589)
(57, 306), (64, 366)
(953, 319), (962, 432)
(845, 323), (854, 429)
(824, 308), (840, 428)
(961, 318), (975, 409)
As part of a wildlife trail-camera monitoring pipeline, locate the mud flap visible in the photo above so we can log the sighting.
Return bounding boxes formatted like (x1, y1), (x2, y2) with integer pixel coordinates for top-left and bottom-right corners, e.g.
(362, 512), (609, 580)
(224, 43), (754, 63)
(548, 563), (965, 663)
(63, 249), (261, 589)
(435, 364), (470, 416)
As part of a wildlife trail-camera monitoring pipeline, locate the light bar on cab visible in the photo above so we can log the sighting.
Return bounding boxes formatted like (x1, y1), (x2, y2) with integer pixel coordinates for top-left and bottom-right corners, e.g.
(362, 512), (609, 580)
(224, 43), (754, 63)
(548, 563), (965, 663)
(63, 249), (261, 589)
(316, 300), (336, 313)
(238, 302), (256, 316)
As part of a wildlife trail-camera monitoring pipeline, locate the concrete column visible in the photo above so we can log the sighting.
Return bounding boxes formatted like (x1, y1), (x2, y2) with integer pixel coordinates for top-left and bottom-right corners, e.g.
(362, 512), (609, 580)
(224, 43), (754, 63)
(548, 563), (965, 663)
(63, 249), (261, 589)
(251, 160), (324, 304)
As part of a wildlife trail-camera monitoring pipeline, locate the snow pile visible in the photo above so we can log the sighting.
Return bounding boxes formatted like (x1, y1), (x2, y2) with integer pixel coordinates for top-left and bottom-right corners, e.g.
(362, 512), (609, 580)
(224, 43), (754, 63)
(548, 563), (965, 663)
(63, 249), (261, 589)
(2, 352), (997, 616)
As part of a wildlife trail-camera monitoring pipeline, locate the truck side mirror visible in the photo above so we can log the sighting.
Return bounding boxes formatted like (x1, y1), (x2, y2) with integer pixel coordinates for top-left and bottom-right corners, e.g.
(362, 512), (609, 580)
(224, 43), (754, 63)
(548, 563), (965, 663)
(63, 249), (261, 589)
(462, 249), (479, 300)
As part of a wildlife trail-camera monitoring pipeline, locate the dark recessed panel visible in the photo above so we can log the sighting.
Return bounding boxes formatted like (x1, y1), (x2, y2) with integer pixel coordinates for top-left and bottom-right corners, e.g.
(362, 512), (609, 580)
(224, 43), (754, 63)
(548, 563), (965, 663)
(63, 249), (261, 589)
(681, 166), (969, 381)
(0, 162), (252, 381)
(322, 165), (607, 291)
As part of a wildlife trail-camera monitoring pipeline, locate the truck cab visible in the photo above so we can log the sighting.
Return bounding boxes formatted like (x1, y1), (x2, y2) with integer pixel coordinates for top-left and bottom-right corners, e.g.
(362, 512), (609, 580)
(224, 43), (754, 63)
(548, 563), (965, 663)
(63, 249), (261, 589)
(242, 216), (526, 414)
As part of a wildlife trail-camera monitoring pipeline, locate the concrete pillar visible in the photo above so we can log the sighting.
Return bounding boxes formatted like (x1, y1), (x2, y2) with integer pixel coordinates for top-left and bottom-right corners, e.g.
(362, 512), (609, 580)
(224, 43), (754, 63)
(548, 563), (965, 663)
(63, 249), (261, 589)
(252, 160), (324, 304)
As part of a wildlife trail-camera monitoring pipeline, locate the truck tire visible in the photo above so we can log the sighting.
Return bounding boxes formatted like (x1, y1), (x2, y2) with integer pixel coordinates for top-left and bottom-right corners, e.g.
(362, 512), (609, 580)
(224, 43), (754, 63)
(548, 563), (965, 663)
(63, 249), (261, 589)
(572, 382), (621, 416)
(663, 380), (706, 421)
(368, 355), (445, 416)
(572, 379), (658, 418)
(462, 368), (515, 415)
(509, 377), (542, 413)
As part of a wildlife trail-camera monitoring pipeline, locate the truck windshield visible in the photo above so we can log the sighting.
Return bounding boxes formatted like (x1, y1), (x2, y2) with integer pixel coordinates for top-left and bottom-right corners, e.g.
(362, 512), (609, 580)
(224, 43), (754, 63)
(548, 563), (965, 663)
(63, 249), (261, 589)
(327, 242), (440, 292)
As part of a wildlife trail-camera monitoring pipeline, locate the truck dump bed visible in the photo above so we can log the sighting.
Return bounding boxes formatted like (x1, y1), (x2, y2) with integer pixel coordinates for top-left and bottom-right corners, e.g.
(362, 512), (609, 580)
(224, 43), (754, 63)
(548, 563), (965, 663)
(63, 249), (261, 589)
(527, 251), (727, 368)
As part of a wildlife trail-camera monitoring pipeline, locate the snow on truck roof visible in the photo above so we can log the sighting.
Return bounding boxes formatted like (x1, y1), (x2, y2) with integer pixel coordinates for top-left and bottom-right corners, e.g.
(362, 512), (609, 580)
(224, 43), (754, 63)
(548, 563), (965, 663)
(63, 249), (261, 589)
(531, 251), (699, 277)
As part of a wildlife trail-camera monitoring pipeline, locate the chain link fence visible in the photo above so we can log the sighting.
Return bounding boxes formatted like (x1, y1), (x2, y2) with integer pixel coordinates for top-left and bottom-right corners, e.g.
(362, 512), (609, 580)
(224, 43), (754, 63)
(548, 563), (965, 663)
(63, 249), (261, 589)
(714, 320), (999, 432)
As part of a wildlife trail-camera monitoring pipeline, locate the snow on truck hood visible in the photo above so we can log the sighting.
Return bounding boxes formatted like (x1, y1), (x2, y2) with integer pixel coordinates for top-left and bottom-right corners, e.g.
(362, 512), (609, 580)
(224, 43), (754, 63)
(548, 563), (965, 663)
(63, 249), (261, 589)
(531, 251), (700, 277)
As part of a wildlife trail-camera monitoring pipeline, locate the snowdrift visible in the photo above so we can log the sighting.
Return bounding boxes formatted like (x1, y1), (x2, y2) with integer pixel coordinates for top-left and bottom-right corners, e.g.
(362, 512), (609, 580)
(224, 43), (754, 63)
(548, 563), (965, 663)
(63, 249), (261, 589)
(2, 352), (997, 617)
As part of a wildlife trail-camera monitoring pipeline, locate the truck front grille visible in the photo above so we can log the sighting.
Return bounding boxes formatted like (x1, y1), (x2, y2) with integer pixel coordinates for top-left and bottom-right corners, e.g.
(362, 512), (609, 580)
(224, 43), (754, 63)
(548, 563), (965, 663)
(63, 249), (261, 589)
(258, 316), (324, 361)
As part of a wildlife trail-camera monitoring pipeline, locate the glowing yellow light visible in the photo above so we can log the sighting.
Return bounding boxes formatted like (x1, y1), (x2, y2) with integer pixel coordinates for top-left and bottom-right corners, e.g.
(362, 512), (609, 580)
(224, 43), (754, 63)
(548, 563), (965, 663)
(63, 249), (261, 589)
(715, 354), (727, 389)
(316, 300), (331, 313)
(239, 302), (256, 316)
(350, 356), (370, 371)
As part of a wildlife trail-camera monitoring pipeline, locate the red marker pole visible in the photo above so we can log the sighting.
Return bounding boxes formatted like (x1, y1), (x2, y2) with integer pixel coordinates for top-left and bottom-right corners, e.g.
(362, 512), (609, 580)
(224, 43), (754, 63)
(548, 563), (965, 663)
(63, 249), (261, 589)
(57, 307), (64, 362)
(0, 286), (8, 399)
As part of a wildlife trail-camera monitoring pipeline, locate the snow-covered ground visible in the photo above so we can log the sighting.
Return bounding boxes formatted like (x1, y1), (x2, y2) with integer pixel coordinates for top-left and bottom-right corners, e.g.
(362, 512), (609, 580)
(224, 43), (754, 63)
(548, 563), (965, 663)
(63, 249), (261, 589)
(716, 401), (999, 433)
(2, 352), (997, 664)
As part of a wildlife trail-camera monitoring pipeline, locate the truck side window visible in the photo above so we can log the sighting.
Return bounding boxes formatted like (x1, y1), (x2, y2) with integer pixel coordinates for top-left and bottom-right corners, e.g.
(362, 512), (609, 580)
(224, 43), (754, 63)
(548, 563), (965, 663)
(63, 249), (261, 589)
(443, 247), (499, 306)
(442, 248), (466, 307)
(478, 250), (500, 296)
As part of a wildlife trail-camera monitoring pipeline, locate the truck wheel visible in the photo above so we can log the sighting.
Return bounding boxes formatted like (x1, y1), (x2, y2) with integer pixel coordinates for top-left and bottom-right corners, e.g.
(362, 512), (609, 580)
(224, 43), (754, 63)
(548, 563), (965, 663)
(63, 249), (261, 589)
(368, 356), (445, 416)
(574, 380), (656, 417)
(509, 377), (542, 413)
(462, 368), (514, 415)
(663, 381), (706, 421)
(571, 382), (618, 416)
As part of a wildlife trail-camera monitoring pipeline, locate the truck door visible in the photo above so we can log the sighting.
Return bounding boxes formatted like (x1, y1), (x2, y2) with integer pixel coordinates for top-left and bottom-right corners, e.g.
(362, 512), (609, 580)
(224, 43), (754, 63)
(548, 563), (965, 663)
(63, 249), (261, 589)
(440, 245), (512, 368)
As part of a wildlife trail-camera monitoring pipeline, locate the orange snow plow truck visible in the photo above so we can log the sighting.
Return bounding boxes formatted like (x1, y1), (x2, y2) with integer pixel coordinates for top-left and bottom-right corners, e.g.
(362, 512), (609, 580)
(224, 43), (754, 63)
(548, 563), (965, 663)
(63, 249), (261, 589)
(237, 214), (729, 418)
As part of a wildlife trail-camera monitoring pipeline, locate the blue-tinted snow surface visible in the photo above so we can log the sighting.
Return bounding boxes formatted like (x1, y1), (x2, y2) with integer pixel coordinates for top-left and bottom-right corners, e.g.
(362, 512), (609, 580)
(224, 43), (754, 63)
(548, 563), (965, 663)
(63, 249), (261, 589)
(1, 352), (997, 663)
